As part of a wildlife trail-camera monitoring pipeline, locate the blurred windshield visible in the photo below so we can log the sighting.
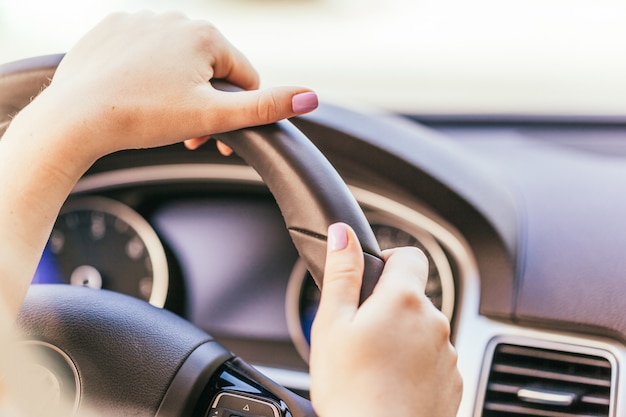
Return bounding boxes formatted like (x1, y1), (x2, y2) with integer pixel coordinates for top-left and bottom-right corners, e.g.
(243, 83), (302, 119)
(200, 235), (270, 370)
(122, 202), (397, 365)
(2, 0), (626, 116)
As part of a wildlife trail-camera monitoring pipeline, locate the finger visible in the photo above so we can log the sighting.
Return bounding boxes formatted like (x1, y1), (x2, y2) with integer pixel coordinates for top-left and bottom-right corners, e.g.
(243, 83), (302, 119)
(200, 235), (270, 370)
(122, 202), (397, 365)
(216, 87), (318, 127)
(183, 138), (233, 156)
(191, 86), (318, 133)
(216, 141), (233, 156)
(315, 223), (364, 323)
(192, 19), (316, 126)
(209, 32), (260, 91)
(184, 137), (210, 150)
(377, 247), (429, 293)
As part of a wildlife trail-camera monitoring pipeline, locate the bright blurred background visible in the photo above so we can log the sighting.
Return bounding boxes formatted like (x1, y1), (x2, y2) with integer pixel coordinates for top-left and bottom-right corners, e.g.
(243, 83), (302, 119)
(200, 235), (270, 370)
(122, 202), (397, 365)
(2, 0), (626, 116)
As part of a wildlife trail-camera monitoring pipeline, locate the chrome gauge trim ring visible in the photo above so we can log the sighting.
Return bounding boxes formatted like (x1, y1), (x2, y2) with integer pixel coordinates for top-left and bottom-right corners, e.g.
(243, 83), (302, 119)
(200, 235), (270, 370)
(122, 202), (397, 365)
(57, 196), (169, 308)
(349, 186), (457, 320)
(285, 258), (313, 362)
(68, 164), (626, 417)
(74, 164), (458, 362)
(71, 165), (265, 309)
(285, 196), (457, 363)
(364, 210), (455, 320)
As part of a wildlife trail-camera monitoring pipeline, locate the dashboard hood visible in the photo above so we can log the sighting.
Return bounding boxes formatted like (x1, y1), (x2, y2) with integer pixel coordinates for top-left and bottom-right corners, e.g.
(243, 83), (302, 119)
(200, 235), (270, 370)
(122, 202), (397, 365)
(295, 105), (521, 320)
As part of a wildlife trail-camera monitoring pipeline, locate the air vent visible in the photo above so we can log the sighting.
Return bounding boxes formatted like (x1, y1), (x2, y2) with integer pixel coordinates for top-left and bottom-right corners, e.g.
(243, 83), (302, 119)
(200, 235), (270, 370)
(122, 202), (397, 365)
(481, 343), (613, 417)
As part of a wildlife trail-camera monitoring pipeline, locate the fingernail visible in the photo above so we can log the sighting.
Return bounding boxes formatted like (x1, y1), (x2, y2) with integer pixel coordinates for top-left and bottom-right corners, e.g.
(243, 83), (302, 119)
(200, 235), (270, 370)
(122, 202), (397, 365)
(328, 223), (348, 252)
(292, 92), (319, 114)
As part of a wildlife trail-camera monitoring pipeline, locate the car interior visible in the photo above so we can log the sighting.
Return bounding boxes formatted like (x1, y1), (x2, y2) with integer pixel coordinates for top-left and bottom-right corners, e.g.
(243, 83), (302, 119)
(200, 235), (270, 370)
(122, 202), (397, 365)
(2, 3), (626, 416)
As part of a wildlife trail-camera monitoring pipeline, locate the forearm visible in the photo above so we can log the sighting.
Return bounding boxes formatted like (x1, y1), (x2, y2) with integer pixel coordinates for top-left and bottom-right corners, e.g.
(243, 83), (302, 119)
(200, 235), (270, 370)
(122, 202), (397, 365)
(0, 11), (317, 320)
(0, 90), (96, 317)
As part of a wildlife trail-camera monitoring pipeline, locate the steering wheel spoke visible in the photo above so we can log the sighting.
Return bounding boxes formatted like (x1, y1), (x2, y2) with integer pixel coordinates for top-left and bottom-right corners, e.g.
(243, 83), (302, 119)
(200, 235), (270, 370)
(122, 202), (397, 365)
(162, 357), (316, 417)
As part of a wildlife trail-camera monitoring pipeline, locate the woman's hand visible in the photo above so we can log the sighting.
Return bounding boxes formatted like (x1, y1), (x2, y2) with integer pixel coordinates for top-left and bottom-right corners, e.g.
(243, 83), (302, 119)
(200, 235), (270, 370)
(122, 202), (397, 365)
(0, 11), (317, 317)
(36, 11), (318, 160)
(310, 223), (462, 417)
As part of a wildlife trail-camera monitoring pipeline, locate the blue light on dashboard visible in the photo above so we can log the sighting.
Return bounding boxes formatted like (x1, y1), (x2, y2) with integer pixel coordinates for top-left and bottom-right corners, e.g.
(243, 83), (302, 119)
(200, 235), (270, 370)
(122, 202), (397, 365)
(301, 304), (318, 345)
(32, 243), (63, 284)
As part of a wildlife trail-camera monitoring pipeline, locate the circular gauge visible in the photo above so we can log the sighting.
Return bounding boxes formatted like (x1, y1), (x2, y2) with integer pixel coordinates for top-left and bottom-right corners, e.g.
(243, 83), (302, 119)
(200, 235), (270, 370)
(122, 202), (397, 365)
(32, 197), (168, 307)
(286, 219), (455, 362)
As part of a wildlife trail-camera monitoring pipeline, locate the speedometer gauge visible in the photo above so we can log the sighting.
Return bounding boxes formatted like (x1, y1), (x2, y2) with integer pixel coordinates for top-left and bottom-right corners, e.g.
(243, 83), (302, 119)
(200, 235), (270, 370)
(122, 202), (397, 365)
(286, 218), (455, 362)
(32, 197), (169, 307)
(371, 224), (446, 311)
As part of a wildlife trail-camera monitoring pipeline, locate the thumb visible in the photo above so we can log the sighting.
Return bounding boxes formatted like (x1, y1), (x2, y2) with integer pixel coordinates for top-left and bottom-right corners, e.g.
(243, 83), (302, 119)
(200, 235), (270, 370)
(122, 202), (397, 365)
(205, 86), (319, 132)
(315, 223), (365, 324)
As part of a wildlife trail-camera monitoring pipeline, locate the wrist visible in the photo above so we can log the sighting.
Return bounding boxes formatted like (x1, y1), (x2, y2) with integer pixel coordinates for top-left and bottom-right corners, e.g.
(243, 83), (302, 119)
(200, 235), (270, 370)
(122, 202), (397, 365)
(5, 86), (100, 180)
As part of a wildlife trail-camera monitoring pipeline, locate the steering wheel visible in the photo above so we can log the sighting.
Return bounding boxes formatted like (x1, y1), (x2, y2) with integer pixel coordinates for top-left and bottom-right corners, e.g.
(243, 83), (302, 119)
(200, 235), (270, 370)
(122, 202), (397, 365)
(0, 54), (385, 417)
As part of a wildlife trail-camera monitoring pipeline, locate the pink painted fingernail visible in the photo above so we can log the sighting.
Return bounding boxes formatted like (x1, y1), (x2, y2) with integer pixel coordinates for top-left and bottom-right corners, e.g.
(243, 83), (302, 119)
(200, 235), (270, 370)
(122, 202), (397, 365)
(292, 92), (319, 114)
(328, 223), (348, 252)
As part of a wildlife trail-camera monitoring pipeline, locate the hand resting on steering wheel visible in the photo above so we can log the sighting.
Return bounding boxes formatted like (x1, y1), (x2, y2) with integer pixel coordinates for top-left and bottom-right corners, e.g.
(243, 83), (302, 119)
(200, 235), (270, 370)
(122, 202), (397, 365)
(0, 11), (461, 417)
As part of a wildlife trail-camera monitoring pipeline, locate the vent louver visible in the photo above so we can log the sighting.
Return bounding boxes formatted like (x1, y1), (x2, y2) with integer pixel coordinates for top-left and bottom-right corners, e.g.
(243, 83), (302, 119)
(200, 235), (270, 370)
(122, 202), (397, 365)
(481, 343), (613, 417)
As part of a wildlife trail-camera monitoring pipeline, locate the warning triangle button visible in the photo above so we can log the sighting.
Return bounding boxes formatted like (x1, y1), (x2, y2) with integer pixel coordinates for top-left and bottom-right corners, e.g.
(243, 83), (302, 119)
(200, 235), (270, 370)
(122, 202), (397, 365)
(215, 392), (277, 416)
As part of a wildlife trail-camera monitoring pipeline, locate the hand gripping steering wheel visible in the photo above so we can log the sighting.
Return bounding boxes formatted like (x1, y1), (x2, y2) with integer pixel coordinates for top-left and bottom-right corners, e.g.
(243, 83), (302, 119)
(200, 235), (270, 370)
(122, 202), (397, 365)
(0, 54), (384, 417)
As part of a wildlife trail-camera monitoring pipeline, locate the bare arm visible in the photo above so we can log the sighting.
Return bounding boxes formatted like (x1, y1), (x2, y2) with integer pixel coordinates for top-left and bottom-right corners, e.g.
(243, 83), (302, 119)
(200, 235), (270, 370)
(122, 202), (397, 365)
(0, 11), (318, 318)
(0, 12), (462, 417)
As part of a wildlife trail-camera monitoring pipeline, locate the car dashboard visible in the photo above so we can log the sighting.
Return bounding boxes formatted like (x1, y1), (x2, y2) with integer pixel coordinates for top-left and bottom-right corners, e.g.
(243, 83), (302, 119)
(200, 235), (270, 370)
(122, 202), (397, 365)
(27, 101), (626, 417)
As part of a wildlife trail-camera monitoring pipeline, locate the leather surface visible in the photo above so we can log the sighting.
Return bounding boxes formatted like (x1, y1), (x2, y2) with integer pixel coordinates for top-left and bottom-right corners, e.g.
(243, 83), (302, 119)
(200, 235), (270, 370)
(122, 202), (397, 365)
(215, 123), (385, 296)
(18, 285), (216, 416)
(1, 54), (385, 301)
(3, 54), (386, 415)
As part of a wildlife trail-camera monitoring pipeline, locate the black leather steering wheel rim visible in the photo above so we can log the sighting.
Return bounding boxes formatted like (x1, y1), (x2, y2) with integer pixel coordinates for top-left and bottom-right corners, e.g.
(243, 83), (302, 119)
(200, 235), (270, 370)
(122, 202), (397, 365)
(1, 54), (384, 416)
(212, 111), (385, 302)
